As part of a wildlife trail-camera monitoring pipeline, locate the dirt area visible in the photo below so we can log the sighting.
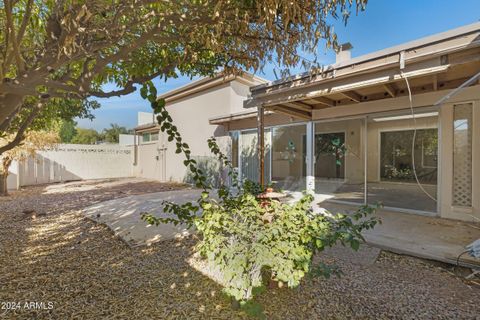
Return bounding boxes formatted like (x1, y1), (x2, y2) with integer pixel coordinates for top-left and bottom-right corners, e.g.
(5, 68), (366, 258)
(0, 179), (479, 319)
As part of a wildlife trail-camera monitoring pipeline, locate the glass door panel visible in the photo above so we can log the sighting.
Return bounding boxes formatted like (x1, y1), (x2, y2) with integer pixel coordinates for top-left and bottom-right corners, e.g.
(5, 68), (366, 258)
(314, 119), (365, 205)
(367, 110), (438, 212)
(239, 130), (271, 184)
(271, 124), (306, 192)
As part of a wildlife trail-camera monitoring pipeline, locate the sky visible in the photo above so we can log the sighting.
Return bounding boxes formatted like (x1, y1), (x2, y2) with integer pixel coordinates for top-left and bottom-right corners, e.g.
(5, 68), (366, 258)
(77, 0), (480, 131)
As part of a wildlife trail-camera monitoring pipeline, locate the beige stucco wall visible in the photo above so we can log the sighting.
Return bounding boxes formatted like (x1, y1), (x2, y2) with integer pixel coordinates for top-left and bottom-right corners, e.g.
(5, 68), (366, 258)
(135, 79), (258, 184)
(136, 142), (164, 180)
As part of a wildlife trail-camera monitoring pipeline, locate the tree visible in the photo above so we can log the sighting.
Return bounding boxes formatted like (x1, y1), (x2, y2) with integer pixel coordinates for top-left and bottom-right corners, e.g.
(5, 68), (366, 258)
(70, 128), (101, 145)
(0, 97), (98, 163)
(102, 123), (129, 144)
(0, 130), (59, 195)
(59, 119), (77, 143)
(0, 0), (366, 153)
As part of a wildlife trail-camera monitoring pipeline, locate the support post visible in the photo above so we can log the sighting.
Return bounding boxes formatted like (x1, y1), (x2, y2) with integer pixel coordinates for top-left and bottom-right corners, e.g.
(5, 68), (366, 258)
(364, 116), (368, 205)
(257, 106), (265, 188)
(306, 122), (315, 194)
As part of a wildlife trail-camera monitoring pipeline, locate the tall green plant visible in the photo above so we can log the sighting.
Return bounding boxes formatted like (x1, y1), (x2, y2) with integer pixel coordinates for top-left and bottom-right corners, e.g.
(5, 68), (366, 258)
(140, 82), (379, 305)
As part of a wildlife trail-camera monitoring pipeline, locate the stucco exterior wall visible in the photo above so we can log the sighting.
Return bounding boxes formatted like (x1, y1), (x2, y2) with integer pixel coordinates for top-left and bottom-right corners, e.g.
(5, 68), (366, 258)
(229, 80), (254, 114)
(135, 80), (253, 184)
(136, 142), (164, 180)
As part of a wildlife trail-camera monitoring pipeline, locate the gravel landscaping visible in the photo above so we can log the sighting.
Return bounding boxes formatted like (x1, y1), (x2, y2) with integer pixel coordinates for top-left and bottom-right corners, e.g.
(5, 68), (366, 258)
(0, 179), (479, 319)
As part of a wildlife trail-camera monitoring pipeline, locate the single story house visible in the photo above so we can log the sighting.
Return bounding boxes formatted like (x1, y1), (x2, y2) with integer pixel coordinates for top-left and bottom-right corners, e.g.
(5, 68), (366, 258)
(134, 22), (480, 223)
(133, 73), (267, 184)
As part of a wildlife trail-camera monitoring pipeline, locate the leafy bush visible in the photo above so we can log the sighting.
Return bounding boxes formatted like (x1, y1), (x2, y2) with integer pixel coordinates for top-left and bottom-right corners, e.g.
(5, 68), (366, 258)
(140, 82), (379, 303)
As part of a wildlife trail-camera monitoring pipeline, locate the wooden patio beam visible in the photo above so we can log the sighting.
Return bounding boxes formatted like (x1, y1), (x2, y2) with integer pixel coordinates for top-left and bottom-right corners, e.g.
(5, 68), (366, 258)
(305, 97), (336, 108)
(268, 105), (311, 120)
(433, 74), (438, 91)
(383, 83), (397, 98)
(341, 91), (362, 103)
(283, 101), (313, 112)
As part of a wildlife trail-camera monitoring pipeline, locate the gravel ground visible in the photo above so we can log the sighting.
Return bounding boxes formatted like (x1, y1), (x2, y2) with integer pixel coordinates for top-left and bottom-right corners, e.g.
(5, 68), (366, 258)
(0, 179), (479, 319)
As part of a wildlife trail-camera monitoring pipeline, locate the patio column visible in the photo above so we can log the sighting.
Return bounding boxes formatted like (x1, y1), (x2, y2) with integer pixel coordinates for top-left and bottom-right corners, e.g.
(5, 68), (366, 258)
(257, 106), (265, 188)
(306, 121), (315, 194)
(363, 116), (368, 205)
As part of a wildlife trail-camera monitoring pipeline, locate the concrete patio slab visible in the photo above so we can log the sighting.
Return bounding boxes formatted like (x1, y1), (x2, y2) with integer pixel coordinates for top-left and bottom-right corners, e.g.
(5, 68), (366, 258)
(83, 187), (479, 269)
(320, 202), (480, 269)
(82, 189), (202, 246)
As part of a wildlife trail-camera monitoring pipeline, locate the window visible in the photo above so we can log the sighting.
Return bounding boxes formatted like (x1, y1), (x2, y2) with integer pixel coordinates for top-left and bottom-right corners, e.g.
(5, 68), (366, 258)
(142, 133), (151, 143)
(141, 131), (159, 143)
(453, 103), (473, 207)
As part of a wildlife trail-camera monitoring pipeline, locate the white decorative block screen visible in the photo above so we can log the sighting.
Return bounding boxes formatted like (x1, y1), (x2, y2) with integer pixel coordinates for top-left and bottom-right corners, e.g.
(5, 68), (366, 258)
(452, 103), (473, 207)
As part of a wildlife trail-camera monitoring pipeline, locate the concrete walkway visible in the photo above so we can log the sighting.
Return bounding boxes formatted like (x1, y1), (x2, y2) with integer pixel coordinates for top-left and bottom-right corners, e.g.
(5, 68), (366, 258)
(82, 189), (202, 246)
(83, 189), (479, 268)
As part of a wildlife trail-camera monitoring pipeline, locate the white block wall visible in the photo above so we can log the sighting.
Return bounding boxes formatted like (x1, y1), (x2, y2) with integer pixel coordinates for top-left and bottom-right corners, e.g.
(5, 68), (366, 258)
(9, 144), (134, 189)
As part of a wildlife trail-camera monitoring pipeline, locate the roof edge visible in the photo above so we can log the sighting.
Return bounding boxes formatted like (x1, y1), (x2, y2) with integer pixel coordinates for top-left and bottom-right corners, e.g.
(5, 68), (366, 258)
(158, 71), (268, 102)
(251, 21), (480, 91)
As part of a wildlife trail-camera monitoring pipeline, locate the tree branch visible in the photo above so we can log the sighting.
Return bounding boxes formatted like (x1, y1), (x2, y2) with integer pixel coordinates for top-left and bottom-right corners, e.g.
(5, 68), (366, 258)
(16, 0), (34, 45)
(0, 105), (22, 133)
(89, 66), (175, 98)
(3, 0), (25, 73)
(0, 104), (40, 155)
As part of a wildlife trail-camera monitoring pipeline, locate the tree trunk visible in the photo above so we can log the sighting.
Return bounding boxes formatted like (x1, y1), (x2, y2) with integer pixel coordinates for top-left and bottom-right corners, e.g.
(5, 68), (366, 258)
(0, 172), (8, 196)
(0, 158), (13, 197)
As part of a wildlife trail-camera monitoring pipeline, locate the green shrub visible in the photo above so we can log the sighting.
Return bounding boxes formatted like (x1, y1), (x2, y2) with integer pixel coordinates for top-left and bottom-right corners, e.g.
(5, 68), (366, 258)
(140, 81), (379, 303)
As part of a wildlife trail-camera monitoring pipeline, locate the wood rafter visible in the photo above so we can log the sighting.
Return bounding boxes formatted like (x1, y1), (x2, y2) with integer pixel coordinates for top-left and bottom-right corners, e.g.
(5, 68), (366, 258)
(340, 90), (362, 102)
(383, 83), (397, 97)
(283, 101), (312, 112)
(304, 96), (335, 108)
(433, 74), (438, 91)
(268, 105), (311, 120)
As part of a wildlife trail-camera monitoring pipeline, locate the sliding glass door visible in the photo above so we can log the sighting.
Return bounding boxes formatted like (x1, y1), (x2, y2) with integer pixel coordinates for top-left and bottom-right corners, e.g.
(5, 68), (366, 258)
(271, 124), (306, 192)
(314, 119), (365, 204)
(239, 130), (271, 184)
(367, 110), (438, 212)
